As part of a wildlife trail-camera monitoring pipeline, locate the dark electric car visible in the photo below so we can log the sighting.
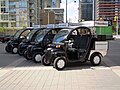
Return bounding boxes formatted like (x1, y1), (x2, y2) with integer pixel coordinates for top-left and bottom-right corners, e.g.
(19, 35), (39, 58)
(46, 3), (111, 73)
(0, 34), (13, 43)
(5, 28), (33, 54)
(41, 26), (108, 70)
(24, 28), (63, 62)
(17, 28), (44, 56)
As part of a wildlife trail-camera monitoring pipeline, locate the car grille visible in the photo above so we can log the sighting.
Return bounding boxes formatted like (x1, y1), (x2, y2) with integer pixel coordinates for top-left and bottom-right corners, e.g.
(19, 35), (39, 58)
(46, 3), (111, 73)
(27, 46), (32, 53)
(45, 50), (52, 60)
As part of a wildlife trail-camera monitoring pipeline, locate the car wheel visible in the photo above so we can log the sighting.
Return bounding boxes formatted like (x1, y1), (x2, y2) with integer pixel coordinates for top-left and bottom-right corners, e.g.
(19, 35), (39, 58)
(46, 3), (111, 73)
(90, 53), (102, 66)
(24, 51), (32, 60)
(33, 52), (42, 63)
(5, 46), (11, 53)
(18, 49), (24, 56)
(12, 47), (18, 54)
(53, 57), (66, 70)
(41, 55), (51, 66)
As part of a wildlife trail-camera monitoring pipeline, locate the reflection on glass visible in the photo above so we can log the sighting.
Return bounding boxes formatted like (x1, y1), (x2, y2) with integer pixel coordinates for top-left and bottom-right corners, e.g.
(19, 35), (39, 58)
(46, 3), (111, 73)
(14, 30), (23, 39)
(35, 29), (48, 42)
(26, 30), (37, 40)
(53, 29), (70, 43)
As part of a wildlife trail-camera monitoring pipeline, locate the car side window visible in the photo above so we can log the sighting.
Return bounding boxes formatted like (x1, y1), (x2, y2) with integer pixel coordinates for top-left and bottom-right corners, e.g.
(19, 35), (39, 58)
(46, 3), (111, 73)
(21, 30), (30, 37)
(71, 30), (78, 35)
(67, 30), (78, 45)
(77, 28), (90, 35)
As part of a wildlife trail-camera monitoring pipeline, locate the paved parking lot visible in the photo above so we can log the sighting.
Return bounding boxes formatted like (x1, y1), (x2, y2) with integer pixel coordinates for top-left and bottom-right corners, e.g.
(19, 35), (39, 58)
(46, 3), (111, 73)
(0, 40), (120, 90)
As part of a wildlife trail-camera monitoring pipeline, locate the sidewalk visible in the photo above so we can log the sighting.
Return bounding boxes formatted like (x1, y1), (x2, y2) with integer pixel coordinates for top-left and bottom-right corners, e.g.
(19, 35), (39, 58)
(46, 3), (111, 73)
(113, 35), (120, 39)
(0, 58), (120, 90)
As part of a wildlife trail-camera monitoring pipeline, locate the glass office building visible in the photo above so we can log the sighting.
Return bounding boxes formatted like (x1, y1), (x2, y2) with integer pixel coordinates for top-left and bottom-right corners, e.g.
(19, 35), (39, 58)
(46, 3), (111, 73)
(81, 0), (93, 21)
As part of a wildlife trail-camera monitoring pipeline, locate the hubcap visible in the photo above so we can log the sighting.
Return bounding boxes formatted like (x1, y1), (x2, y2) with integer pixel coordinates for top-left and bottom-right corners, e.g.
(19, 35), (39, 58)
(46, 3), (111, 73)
(13, 48), (17, 53)
(35, 54), (42, 62)
(93, 56), (100, 64)
(57, 59), (65, 69)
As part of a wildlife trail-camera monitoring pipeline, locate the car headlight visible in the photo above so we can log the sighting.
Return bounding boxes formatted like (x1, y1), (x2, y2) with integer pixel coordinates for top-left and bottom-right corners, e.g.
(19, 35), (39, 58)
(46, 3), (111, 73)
(47, 48), (52, 50)
(48, 44), (51, 47)
(56, 45), (61, 48)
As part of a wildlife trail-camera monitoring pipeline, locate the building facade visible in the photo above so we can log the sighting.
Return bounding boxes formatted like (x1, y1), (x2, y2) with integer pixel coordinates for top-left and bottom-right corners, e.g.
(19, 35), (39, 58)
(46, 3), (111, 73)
(95, 0), (120, 21)
(40, 0), (63, 25)
(0, 0), (29, 27)
(0, 0), (63, 27)
(81, 0), (93, 21)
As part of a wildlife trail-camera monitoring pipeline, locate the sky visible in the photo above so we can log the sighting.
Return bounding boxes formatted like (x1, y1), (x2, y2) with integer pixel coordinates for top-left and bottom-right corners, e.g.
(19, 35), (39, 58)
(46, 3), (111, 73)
(60, 0), (79, 23)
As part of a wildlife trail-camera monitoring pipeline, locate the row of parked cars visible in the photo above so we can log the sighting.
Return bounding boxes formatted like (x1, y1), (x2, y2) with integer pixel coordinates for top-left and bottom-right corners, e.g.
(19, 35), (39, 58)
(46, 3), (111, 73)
(5, 26), (108, 70)
(0, 34), (13, 43)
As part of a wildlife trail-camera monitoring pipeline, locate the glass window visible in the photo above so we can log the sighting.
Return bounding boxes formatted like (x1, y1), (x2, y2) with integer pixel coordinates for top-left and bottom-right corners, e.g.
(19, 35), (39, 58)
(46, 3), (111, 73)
(9, 15), (16, 21)
(19, 0), (27, 7)
(77, 28), (90, 35)
(14, 30), (23, 39)
(26, 30), (37, 40)
(1, 1), (6, 6)
(9, 1), (16, 5)
(11, 22), (16, 27)
(35, 30), (48, 42)
(0, 22), (8, 27)
(1, 14), (8, 20)
(1, 7), (8, 13)
(53, 29), (70, 43)
(82, 3), (93, 20)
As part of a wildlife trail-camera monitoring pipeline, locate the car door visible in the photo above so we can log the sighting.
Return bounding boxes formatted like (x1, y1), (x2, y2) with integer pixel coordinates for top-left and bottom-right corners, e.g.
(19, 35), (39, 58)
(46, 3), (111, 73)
(77, 27), (92, 59)
(67, 29), (79, 60)
(43, 29), (57, 47)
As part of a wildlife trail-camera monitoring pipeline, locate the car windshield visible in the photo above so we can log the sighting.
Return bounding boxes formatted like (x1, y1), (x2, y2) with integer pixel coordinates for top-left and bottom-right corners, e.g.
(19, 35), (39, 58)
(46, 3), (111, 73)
(35, 29), (48, 42)
(53, 29), (70, 43)
(26, 30), (37, 40)
(13, 30), (23, 39)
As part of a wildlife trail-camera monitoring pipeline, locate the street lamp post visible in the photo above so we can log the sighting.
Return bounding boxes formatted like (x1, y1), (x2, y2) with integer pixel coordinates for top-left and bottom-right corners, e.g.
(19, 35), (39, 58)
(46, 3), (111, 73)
(116, 16), (119, 35)
(78, 0), (82, 22)
(93, 0), (95, 27)
(66, 0), (67, 23)
(48, 11), (50, 24)
(114, 16), (119, 35)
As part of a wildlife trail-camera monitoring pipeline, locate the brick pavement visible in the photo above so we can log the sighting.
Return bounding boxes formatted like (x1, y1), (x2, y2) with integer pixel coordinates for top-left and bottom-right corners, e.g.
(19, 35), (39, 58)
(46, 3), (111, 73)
(0, 58), (120, 90)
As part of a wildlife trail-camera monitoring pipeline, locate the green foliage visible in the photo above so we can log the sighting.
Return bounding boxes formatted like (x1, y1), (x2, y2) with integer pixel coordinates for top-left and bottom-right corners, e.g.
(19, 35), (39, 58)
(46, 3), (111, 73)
(0, 27), (22, 34)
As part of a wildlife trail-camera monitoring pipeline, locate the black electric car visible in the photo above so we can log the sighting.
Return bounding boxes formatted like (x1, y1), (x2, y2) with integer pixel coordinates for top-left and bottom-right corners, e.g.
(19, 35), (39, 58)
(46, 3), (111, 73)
(5, 28), (33, 54)
(17, 28), (44, 56)
(41, 26), (108, 70)
(24, 28), (63, 62)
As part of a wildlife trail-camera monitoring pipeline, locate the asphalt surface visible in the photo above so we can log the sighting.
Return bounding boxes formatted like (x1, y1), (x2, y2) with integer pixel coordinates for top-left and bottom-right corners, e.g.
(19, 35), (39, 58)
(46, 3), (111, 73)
(0, 42), (23, 68)
(0, 39), (120, 69)
(0, 40), (120, 90)
(105, 39), (120, 66)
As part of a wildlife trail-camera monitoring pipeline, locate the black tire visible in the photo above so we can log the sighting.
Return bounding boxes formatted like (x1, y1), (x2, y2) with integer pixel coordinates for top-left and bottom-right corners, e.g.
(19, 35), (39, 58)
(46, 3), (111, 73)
(18, 49), (24, 56)
(33, 52), (42, 63)
(90, 53), (102, 66)
(41, 55), (51, 66)
(24, 51), (32, 60)
(53, 57), (66, 70)
(11, 47), (18, 54)
(5, 46), (11, 53)
(18, 50), (23, 56)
